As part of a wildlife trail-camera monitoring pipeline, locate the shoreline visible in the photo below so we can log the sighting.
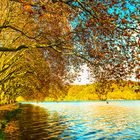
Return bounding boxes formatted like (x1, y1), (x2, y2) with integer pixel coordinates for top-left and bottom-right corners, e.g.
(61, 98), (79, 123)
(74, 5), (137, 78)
(21, 99), (140, 103)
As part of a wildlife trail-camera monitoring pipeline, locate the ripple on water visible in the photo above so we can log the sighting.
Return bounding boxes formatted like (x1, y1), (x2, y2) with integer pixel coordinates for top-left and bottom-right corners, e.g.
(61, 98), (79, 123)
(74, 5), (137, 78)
(3, 101), (140, 140)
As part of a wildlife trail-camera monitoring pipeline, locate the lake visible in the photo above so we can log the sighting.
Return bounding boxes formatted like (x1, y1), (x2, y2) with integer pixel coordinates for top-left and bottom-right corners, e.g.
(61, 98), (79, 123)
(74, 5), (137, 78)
(2, 101), (140, 140)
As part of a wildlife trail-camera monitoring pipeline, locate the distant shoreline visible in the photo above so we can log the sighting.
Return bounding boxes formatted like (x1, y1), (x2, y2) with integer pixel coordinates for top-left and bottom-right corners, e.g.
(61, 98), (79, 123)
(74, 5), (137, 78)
(0, 100), (140, 108)
(20, 99), (140, 103)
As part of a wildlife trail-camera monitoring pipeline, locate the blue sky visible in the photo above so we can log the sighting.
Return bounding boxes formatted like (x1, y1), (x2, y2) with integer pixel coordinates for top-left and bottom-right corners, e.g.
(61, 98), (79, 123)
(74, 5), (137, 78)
(70, 0), (139, 28)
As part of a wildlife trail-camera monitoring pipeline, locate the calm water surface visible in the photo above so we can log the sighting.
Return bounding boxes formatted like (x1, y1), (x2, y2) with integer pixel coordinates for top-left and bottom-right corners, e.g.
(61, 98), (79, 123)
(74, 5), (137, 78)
(3, 101), (140, 139)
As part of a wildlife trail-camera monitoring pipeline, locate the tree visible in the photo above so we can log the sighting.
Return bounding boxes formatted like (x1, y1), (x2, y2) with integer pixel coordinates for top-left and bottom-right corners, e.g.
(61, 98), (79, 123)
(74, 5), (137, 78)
(0, 0), (72, 51)
(0, 51), (25, 104)
(94, 80), (114, 101)
(0, 0), (139, 102)
(0, 0), (74, 103)
(10, 48), (51, 101)
(68, 0), (139, 98)
(66, 0), (139, 98)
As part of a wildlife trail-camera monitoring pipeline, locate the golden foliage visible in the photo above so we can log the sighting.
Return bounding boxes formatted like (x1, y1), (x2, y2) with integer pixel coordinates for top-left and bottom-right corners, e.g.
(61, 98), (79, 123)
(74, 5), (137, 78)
(45, 81), (140, 101)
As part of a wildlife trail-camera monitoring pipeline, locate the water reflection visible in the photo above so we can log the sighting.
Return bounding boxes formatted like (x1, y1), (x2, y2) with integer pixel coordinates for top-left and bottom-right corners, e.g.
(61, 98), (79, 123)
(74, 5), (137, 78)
(1, 101), (140, 140)
(16, 104), (68, 140)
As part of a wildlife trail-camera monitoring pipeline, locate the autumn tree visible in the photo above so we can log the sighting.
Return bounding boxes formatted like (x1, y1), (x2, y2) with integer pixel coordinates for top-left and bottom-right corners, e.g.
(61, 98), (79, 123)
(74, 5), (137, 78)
(66, 0), (139, 98)
(0, 0), (75, 103)
(0, 0), (139, 102)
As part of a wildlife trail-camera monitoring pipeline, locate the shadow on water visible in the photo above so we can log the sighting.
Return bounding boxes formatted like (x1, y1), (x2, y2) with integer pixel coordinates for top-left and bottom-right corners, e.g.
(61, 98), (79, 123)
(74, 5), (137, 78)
(3, 104), (68, 140)
(0, 101), (140, 140)
(0, 108), (22, 140)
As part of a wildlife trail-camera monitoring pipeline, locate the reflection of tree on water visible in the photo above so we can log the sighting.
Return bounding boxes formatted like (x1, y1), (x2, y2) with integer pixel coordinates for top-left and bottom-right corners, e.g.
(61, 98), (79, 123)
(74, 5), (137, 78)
(9, 104), (68, 140)
(2, 102), (140, 139)
(0, 108), (22, 140)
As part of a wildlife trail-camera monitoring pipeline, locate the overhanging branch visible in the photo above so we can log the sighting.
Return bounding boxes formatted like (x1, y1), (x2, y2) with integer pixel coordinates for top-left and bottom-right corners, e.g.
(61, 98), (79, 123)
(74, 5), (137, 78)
(0, 42), (66, 52)
(0, 45), (28, 52)
(0, 25), (38, 40)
